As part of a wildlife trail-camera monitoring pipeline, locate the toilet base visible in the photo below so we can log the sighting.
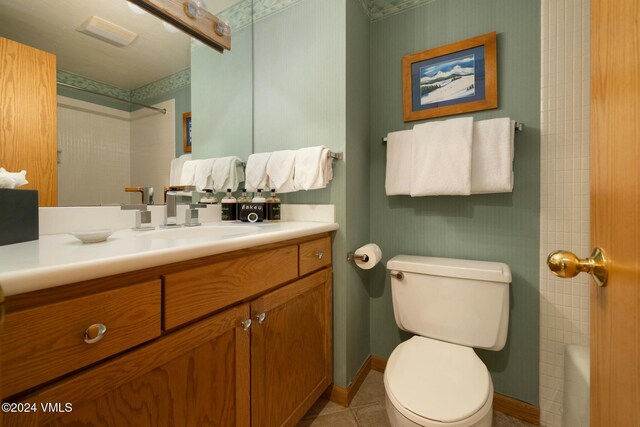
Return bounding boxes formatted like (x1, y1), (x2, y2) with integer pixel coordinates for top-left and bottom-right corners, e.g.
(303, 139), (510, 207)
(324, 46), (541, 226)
(385, 384), (493, 427)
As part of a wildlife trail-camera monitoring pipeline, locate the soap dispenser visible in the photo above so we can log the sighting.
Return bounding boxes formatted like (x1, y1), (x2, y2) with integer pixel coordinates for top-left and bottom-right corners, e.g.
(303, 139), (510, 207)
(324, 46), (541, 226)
(221, 189), (237, 221)
(266, 189), (281, 221)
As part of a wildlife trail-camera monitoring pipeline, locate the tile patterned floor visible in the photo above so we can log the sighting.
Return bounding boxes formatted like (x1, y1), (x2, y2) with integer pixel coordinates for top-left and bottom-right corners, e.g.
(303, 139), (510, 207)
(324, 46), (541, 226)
(298, 371), (537, 427)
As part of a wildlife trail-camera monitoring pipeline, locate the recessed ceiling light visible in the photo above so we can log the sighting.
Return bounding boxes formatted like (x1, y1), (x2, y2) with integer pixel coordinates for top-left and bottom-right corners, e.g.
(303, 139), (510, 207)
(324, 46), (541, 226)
(77, 16), (138, 47)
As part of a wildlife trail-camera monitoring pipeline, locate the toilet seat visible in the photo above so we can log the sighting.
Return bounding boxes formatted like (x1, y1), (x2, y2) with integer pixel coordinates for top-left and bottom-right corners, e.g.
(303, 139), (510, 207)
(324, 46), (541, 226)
(385, 336), (491, 424)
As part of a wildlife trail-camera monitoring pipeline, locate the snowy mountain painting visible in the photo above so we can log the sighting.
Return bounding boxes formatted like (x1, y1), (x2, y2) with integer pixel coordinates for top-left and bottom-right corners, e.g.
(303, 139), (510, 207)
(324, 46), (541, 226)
(419, 55), (475, 106)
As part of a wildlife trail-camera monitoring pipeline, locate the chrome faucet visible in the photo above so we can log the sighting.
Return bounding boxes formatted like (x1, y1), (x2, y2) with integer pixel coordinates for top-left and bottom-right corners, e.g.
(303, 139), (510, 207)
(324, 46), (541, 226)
(162, 185), (196, 228)
(120, 204), (154, 231)
(162, 191), (180, 228)
(184, 203), (207, 227)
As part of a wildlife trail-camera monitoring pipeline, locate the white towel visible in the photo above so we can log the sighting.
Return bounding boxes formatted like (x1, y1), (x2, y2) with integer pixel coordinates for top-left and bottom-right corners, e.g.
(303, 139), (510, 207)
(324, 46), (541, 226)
(169, 154), (191, 186)
(194, 158), (215, 191)
(214, 156), (244, 192)
(294, 146), (330, 191)
(471, 118), (515, 193)
(385, 130), (413, 195)
(180, 160), (199, 186)
(311, 148), (334, 190)
(245, 152), (271, 192)
(266, 150), (297, 193)
(410, 117), (474, 196)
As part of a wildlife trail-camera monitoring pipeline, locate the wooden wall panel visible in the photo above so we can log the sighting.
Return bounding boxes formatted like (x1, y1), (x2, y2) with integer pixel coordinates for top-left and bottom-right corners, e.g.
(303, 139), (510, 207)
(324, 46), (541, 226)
(0, 37), (57, 206)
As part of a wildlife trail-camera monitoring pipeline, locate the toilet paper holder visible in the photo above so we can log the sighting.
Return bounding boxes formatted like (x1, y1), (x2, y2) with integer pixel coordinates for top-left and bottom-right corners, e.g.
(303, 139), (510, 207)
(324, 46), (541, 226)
(347, 253), (369, 263)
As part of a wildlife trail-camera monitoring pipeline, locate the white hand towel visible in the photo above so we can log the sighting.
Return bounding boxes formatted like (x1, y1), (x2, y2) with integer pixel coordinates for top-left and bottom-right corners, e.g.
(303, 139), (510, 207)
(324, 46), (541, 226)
(385, 130), (413, 195)
(214, 156), (243, 192)
(245, 152), (271, 192)
(410, 117), (474, 196)
(294, 146), (326, 191)
(169, 154), (191, 186)
(267, 150), (297, 193)
(194, 158), (215, 191)
(310, 148), (334, 190)
(180, 160), (199, 186)
(470, 118), (515, 193)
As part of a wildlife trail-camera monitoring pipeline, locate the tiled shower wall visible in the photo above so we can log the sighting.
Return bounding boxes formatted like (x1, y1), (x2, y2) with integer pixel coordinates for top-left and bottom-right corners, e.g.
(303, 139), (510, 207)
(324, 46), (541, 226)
(57, 96), (175, 206)
(57, 97), (131, 206)
(539, 0), (590, 426)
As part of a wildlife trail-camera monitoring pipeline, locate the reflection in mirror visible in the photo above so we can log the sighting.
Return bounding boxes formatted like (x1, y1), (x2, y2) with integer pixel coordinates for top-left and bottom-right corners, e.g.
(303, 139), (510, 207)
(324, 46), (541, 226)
(192, 0), (253, 162)
(0, 0), (252, 206)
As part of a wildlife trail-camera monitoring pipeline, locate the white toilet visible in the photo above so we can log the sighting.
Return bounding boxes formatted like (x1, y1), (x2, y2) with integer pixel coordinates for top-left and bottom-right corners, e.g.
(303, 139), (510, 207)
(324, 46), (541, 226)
(384, 255), (512, 427)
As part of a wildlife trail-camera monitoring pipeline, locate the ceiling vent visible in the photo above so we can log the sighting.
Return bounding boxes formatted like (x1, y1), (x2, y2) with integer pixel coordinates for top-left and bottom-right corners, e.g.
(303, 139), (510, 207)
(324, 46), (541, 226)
(77, 16), (138, 47)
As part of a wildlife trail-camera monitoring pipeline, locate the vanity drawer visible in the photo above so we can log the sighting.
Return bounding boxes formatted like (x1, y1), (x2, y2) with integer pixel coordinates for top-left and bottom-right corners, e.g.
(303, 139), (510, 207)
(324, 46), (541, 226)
(299, 236), (332, 276)
(1, 280), (161, 398)
(163, 245), (298, 330)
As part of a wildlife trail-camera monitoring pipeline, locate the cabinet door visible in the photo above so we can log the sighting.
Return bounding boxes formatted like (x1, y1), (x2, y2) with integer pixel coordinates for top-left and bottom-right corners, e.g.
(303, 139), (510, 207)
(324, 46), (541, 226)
(4, 304), (251, 427)
(251, 268), (332, 427)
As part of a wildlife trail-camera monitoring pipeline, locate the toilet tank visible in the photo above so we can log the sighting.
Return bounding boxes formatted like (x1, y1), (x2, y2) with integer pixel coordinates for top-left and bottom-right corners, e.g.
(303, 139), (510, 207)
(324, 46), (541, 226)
(387, 255), (511, 351)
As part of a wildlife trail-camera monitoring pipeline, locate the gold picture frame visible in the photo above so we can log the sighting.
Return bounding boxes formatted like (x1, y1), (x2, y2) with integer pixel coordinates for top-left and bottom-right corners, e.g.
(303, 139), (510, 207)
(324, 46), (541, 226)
(402, 32), (498, 122)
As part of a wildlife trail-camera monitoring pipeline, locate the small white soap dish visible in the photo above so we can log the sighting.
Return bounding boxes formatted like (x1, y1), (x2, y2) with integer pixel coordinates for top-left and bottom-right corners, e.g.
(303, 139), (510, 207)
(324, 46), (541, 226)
(70, 229), (114, 244)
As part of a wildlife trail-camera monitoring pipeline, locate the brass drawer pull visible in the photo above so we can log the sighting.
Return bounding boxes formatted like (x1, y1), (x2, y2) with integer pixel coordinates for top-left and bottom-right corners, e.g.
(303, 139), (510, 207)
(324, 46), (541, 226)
(84, 323), (107, 344)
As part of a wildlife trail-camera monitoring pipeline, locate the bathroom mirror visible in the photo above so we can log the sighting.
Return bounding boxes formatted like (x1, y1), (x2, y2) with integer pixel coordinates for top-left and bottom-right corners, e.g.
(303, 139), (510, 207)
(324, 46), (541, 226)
(0, 0), (252, 206)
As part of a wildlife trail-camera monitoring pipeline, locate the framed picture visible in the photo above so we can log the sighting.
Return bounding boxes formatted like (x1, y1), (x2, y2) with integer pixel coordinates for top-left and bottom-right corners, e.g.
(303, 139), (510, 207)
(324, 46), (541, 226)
(402, 32), (497, 122)
(182, 112), (192, 153)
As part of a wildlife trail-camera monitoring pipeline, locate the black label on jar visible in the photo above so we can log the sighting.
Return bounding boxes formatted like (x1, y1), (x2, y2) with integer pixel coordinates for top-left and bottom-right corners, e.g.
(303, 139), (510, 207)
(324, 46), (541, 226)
(221, 202), (237, 221)
(238, 203), (264, 222)
(267, 202), (281, 221)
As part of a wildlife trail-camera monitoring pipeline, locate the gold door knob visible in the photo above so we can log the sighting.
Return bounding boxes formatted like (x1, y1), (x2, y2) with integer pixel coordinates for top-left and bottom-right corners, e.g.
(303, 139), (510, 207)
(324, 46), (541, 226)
(547, 248), (608, 287)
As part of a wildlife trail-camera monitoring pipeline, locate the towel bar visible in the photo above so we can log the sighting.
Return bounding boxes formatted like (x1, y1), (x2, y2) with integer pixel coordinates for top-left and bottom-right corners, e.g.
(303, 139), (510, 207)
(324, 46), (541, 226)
(381, 121), (524, 144)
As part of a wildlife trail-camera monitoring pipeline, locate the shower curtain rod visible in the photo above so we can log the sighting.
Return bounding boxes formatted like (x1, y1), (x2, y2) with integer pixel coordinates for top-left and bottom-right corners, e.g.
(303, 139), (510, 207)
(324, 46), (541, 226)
(56, 82), (167, 114)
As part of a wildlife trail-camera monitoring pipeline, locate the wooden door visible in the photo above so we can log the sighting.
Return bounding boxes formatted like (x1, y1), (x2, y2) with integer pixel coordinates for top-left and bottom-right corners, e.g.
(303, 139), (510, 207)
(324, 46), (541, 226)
(590, 0), (640, 424)
(3, 304), (251, 427)
(251, 269), (332, 427)
(0, 37), (57, 206)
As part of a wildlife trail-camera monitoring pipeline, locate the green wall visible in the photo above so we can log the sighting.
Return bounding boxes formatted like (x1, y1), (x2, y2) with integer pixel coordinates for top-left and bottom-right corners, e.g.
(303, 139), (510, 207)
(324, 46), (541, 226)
(368, 0), (540, 404)
(345, 0), (372, 383)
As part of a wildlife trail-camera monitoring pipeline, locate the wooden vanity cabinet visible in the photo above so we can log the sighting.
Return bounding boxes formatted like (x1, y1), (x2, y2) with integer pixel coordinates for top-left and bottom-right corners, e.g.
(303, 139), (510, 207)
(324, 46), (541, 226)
(2, 233), (333, 427)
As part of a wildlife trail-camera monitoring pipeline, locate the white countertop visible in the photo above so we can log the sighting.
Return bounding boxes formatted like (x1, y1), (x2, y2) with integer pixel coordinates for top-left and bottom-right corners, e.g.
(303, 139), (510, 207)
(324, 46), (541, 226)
(0, 221), (338, 297)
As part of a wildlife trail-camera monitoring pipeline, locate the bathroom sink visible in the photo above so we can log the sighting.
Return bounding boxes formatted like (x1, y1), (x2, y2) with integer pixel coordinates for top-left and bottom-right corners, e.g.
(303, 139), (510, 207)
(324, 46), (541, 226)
(140, 225), (260, 240)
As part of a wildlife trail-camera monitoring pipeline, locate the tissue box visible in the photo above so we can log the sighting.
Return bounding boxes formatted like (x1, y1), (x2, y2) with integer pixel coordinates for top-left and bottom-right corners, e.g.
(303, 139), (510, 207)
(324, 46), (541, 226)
(0, 189), (39, 246)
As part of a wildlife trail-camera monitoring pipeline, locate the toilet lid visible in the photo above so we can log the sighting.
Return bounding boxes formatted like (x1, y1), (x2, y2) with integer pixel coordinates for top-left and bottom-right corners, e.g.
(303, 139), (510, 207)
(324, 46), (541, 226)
(385, 336), (491, 423)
